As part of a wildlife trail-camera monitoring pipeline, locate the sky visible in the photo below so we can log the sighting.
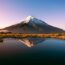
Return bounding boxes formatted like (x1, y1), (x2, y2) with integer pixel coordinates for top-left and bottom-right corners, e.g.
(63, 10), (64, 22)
(0, 0), (65, 30)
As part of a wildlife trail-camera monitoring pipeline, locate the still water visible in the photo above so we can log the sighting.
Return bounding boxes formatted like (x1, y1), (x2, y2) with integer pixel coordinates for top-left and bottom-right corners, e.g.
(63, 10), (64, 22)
(0, 38), (65, 65)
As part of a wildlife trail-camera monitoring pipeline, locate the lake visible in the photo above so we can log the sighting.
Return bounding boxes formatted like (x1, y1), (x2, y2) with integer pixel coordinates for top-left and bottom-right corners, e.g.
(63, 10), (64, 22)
(0, 38), (65, 65)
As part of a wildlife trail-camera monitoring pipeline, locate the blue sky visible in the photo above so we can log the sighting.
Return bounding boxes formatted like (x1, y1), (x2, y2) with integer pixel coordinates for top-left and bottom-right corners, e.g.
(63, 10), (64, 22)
(0, 0), (65, 30)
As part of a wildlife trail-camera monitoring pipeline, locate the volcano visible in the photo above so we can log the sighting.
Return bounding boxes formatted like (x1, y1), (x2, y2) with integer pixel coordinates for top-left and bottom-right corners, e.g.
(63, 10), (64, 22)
(4, 16), (65, 33)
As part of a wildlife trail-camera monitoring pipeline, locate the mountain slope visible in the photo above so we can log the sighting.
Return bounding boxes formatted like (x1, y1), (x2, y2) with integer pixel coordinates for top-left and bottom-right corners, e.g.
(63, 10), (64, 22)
(4, 16), (65, 33)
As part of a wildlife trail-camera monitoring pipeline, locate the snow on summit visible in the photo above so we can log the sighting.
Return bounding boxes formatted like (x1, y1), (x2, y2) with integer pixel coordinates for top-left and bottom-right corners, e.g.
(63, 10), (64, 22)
(25, 16), (34, 23)
(23, 16), (47, 25)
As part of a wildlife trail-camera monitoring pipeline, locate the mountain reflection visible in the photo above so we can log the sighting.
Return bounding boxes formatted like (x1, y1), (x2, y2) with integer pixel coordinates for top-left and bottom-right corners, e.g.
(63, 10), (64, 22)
(0, 38), (65, 65)
(19, 38), (46, 47)
(2, 38), (46, 47)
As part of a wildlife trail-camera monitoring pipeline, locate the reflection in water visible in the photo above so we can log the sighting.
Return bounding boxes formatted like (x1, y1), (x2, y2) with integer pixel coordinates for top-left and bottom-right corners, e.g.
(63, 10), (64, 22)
(19, 38), (46, 47)
(19, 39), (33, 47)
(0, 38), (65, 65)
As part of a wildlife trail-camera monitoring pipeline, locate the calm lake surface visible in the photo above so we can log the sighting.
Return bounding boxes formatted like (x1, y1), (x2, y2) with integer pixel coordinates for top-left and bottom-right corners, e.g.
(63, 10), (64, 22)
(0, 38), (65, 65)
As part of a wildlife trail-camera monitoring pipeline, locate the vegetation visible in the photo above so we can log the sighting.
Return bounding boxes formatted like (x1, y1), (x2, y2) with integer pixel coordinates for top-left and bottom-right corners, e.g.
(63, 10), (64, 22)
(0, 33), (65, 40)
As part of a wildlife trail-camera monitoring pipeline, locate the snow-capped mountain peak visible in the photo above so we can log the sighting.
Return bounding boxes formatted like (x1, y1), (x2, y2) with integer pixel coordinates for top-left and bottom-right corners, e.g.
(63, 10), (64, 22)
(4, 16), (65, 34)
(24, 16), (34, 23)
(23, 16), (47, 25)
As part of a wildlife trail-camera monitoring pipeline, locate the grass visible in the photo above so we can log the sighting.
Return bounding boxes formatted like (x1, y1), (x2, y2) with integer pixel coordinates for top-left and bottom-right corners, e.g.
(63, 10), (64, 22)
(0, 33), (65, 40)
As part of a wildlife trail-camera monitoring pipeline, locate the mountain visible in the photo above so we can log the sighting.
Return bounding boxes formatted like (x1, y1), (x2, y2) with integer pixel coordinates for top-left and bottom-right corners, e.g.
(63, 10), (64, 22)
(4, 16), (65, 33)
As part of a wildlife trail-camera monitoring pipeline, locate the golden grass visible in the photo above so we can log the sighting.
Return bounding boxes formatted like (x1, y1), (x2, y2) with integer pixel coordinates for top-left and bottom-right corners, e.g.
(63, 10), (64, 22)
(0, 33), (65, 40)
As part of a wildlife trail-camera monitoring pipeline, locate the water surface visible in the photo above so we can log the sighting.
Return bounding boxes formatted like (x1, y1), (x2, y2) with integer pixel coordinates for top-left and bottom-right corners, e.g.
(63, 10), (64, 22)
(0, 38), (65, 65)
